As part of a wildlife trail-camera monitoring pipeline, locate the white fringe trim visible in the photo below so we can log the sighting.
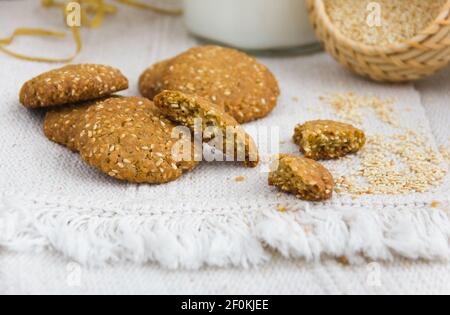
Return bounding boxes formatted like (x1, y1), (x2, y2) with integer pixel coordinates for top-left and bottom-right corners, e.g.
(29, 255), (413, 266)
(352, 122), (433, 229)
(0, 195), (449, 269)
(256, 204), (450, 263)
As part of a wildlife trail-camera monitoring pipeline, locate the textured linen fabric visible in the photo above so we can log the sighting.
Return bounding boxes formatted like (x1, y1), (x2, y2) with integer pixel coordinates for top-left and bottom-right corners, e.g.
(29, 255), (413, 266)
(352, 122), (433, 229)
(0, 0), (449, 293)
(1, 251), (450, 295)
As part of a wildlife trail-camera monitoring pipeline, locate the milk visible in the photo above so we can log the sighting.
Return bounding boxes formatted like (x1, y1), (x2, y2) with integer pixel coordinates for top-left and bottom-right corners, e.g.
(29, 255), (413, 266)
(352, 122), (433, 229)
(182, 0), (317, 50)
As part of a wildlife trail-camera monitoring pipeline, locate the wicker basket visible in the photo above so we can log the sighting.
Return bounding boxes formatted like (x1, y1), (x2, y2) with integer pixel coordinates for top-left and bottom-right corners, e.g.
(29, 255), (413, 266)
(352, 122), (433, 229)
(307, 0), (450, 82)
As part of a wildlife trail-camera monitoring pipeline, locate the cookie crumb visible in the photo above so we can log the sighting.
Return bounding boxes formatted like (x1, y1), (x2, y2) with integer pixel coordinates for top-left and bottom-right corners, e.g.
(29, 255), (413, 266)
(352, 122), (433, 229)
(431, 201), (440, 208)
(235, 176), (246, 182)
(337, 256), (350, 266)
(276, 205), (288, 212)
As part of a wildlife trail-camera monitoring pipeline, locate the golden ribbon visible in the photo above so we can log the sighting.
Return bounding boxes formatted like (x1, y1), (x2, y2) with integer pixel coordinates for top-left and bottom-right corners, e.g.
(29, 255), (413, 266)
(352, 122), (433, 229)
(0, 0), (182, 63)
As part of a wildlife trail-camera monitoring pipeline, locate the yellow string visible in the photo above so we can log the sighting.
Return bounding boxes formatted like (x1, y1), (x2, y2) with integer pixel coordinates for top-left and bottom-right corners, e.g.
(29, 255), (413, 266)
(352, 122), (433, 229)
(0, 28), (65, 46)
(1, 0), (182, 63)
(0, 28), (81, 63)
(0, 1), (85, 63)
(116, 0), (182, 16)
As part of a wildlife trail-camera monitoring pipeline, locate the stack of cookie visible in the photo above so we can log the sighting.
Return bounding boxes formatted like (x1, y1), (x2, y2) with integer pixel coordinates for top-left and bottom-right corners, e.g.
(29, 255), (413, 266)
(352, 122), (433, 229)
(20, 46), (280, 185)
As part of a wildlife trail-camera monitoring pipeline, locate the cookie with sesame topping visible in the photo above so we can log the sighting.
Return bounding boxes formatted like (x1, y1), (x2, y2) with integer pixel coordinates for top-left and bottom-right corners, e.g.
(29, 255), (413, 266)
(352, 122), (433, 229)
(139, 46), (280, 123)
(154, 90), (259, 168)
(20, 64), (129, 109)
(43, 98), (117, 151)
(138, 60), (170, 102)
(269, 154), (334, 201)
(44, 102), (92, 151)
(294, 120), (366, 160)
(73, 97), (197, 184)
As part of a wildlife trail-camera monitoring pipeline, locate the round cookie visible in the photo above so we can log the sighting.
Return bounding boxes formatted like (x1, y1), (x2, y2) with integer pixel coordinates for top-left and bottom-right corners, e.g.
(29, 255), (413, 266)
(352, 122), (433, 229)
(139, 46), (280, 124)
(138, 60), (170, 101)
(44, 100), (102, 151)
(75, 97), (198, 184)
(20, 64), (129, 108)
(154, 90), (259, 168)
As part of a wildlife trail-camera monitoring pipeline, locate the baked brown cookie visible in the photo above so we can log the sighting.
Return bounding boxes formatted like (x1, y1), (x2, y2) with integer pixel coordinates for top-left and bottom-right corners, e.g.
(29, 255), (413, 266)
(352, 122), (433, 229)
(139, 46), (280, 123)
(20, 64), (128, 108)
(294, 120), (366, 160)
(269, 154), (334, 201)
(43, 99), (106, 151)
(154, 90), (259, 168)
(75, 96), (198, 184)
(138, 60), (170, 101)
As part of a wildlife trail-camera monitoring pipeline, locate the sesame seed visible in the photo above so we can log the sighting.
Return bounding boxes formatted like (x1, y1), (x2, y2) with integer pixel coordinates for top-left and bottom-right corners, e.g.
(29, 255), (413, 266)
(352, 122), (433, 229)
(325, 0), (446, 45)
(334, 132), (448, 196)
(321, 92), (398, 127)
(235, 176), (246, 182)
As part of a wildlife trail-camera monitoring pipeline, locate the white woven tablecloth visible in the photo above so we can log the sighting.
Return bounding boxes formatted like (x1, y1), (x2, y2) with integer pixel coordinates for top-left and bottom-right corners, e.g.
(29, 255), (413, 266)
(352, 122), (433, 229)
(0, 1), (449, 294)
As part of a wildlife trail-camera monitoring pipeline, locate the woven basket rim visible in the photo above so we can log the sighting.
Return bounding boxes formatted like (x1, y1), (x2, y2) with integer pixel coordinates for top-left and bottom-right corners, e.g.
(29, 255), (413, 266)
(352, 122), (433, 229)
(313, 0), (450, 55)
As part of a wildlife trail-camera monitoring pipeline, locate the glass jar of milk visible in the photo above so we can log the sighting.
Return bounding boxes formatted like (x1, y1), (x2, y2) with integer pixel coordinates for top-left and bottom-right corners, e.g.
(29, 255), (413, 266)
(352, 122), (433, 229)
(182, 0), (318, 52)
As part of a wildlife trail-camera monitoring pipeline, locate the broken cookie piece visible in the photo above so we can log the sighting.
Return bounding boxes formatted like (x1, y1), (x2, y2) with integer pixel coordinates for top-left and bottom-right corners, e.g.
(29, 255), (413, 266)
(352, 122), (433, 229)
(269, 154), (334, 201)
(154, 90), (259, 168)
(293, 120), (366, 160)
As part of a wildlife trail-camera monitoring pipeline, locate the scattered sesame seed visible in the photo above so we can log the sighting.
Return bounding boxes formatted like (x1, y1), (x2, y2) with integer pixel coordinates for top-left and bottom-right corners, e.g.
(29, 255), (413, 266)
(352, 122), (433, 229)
(321, 92), (398, 127)
(235, 176), (246, 182)
(439, 145), (450, 164)
(334, 131), (448, 196)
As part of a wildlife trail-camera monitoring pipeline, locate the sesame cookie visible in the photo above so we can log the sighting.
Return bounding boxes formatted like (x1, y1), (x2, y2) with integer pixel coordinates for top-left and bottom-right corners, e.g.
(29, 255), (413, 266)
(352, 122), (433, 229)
(269, 154), (334, 201)
(43, 98), (114, 151)
(294, 120), (366, 160)
(44, 103), (91, 151)
(76, 97), (198, 184)
(154, 90), (259, 168)
(20, 64), (128, 108)
(139, 46), (280, 123)
(138, 60), (170, 101)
